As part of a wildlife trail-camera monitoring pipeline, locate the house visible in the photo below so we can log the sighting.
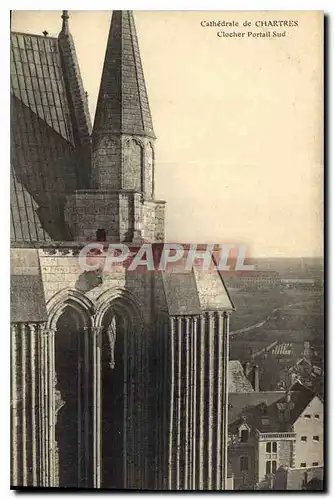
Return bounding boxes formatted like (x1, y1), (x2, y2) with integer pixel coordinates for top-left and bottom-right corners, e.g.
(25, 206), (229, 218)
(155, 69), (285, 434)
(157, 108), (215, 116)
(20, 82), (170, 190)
(228, 388), (323, 490)
(274, 465), (324, 490)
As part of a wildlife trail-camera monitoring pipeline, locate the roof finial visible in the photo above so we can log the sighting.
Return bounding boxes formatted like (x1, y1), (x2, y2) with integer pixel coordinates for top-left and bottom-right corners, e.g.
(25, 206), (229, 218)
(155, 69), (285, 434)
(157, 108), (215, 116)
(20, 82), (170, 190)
(61, 10), (70, 33)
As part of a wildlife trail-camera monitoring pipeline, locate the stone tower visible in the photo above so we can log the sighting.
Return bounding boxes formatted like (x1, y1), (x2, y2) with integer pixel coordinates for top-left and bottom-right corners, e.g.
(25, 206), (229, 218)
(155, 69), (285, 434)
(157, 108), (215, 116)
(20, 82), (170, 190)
(64, 11), (165, 243)
(10, 10), (234, 490)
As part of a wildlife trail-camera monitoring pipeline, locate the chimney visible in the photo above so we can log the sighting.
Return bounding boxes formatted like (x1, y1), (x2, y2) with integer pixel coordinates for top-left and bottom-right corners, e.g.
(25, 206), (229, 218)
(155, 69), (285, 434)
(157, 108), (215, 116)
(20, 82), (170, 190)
(284, 390), (292, 421)
(243, 361), (252, 377)
(303, 341), (311, 359)
(253, 364), (260, 391)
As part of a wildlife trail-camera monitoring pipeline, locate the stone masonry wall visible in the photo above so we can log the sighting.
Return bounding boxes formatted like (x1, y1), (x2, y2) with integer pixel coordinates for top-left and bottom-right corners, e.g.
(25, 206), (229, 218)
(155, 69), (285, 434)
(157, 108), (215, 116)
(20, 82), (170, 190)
(92, 133), (154, 197)
(279, 440), (293, 468)
(153, 202), (165, 241)
(65, 190), (164, 243)
(141, 200), (165, 242)
(64, 191), (119, 242)
(119, 193), (134, 242)
(91, 135), (122, 190)
(38, 249), (155, 326)
(144, 143), (154, 198)
(123, 138), (142, 191)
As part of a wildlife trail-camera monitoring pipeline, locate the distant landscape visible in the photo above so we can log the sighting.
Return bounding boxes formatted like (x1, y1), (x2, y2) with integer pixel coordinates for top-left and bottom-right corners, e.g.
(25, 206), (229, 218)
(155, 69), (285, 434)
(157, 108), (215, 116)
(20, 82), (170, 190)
(249, 256), (323, 279)
(229, 288), (324, 355)
(228, 257), (324, 391)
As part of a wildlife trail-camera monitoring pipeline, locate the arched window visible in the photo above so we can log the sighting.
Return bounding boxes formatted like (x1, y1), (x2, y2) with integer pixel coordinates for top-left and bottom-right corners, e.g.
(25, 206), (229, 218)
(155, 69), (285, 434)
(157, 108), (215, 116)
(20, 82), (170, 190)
(266, 461), (271, 475)
(272, 442), (277, 453)
(266, 442), (271, 453)
(55, 305), (90, 487)
(123, 139), (142, 191)
(97, 295), (147, 489)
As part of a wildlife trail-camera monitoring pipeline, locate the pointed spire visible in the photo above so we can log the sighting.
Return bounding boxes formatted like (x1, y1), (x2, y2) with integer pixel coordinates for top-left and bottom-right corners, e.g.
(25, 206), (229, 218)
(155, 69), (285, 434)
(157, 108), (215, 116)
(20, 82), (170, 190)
(93, 10), (155, 139)
(61, 10), (70, 34)
(58, 9), (92, 188)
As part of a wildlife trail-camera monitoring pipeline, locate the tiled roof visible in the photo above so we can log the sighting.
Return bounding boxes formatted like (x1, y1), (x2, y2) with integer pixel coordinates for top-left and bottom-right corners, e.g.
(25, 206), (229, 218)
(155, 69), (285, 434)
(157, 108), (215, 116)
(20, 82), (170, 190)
(228, 390), (317, 434)
(93, 11), (155, 139)
(288, 390), (318, 424)
(229, 392), (284, 430)
(272, 343), (293, 355)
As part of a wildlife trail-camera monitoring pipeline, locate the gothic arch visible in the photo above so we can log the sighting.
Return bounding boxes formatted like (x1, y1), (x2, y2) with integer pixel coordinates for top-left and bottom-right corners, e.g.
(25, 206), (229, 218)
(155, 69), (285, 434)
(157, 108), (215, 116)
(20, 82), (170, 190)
(124, 137), (144, 148)
(94, 287), (148, 489)
(47, 288), (95, 330)
(123, 138), (144, 191)
(94, 287), (145, 330)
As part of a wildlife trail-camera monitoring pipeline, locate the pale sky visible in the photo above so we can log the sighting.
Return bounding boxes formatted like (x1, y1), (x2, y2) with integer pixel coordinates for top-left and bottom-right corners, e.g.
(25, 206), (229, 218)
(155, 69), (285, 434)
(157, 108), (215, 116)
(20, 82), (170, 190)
(11, 11), (323, 257)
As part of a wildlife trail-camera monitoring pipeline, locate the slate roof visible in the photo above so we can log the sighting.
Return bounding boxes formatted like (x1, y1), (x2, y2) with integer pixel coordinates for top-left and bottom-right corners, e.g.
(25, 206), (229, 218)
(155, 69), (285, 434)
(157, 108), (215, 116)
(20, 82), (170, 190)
(11, 11), (156, 244)
(93, 11), (155, 139)
(162, 272), (202, 315)
(11, 32), (74, 144)
(11, 92), (79, 241)
(160, 261), (234, 315)
(10, 30), (80, 242)
(228, 389), (317, 434)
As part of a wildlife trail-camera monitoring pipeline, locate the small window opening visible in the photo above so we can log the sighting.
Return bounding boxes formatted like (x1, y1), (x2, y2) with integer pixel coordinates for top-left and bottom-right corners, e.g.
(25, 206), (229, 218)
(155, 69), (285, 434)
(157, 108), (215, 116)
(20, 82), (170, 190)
(96, 228), (106, 241)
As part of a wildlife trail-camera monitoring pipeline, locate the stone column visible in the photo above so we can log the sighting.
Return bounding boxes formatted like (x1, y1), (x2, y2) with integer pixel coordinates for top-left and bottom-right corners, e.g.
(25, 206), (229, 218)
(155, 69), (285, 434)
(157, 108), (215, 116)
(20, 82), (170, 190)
(11, 323), (19, 487)
(215, 312), (224, 490)
(221, 312), (230, 490)
(11, 322), (55, 487)
(38, 326), (56, 487)
(191, 316), (198, 490)
(29, 323), (39, 486)
(83, 326), (92, 486)
(175, 316), (182, 490)
(167, 316), (175, 490)
(184, 316), (190, 490)
(207, 312), (215, 490)
(92, 326), (103, 489)
(165, 311), (230, 491)
(48, 328), (56, 486)
(197, 313), (206, 490)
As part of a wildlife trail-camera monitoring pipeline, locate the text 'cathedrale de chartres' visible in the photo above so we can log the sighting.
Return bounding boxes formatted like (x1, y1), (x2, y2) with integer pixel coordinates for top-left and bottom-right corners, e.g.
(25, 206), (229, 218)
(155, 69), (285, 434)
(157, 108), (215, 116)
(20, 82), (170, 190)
(200, 20), (299, 27)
